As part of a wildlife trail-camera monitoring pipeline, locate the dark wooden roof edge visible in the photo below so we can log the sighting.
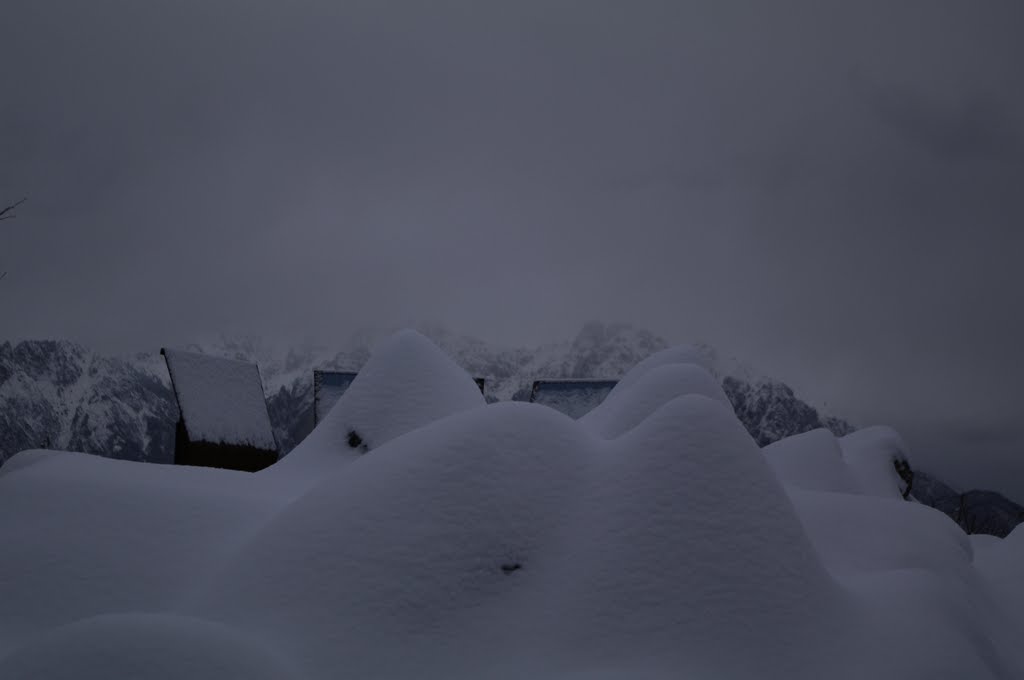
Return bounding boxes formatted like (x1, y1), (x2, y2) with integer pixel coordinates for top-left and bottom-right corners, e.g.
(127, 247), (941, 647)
(529, 378), (619, 402)
(185, 435), (278, 454)
(313, 368), (360, 376)
(159, 347), (185, 418)
(530, 378), (619, 384)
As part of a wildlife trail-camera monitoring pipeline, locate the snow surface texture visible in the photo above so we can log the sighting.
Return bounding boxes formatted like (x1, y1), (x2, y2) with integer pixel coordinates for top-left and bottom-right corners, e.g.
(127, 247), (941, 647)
(1, 331), (1022, 679)
(762, 428), (859, 494)
(162, 348), (277, 451)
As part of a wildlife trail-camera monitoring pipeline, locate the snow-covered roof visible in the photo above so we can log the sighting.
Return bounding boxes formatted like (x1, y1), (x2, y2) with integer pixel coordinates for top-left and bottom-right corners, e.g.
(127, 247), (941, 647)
(161, 348), (276, 451)
(312, 370), (358, 425)
(529, 379), (617, 419)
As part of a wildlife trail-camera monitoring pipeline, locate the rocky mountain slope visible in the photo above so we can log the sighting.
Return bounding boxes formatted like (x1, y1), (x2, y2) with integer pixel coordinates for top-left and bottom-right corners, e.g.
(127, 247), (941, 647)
(912, 470), (1024, 537)
(0, 341), (176, 465)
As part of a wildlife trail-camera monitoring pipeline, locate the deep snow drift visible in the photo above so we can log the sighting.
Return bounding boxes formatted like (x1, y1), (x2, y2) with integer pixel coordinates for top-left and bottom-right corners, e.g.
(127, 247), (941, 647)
(1, 332), (1022, 679)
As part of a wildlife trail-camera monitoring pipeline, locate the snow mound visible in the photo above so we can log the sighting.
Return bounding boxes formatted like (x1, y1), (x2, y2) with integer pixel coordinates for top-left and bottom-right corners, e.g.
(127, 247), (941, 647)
(267, 330), (486, 490)
(581, 362), (730, 438)
(161, 348), (276, 450)
(191, 394), (848, 678)
(839, 426), (912, 498)
(970, 533), (1003, 554)
(196, 402), (596, 677)
(305, 329), (484, 450)
(558, 395), (846, 676)
(610, 344), (715, 394)
(762, 428), (858, 493)
(786, 463), (1023, 678)
(974, 523), (1024, 626)
(789, 489), (974, 581)
(0, 451), (274, 641)
(0, 614), (294, 680)
(3, 333), (1024, 679)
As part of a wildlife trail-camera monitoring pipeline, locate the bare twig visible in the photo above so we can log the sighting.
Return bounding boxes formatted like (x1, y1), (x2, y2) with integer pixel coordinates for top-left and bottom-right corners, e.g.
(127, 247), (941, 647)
(0, 197), (27, 221)
(1, 197), (25, 280)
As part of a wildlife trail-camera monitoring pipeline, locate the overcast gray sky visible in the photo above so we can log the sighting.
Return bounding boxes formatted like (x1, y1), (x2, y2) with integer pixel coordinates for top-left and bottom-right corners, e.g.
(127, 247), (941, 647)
(2, 1), (1023, 498)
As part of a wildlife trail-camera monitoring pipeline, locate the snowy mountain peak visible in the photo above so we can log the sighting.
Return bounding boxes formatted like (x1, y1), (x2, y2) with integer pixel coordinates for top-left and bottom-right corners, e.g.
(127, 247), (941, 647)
(0, 340), (176, 465)
(565, 321), (668, 378)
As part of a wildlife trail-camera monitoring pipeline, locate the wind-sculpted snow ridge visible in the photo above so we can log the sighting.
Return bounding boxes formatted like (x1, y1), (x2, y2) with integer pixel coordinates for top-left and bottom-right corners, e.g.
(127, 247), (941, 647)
(762, 428), (859, 494)
(580, 362), (729, 439)
(764, 426), (914, 498)
(838, 425), (913, 498)
(1, 333), (1023, 679)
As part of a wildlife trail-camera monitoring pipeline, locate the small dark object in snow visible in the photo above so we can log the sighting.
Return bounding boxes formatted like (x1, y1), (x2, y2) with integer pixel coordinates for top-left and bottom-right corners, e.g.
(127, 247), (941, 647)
(347, 430), (363, 449)
(500, 563), (522, 574)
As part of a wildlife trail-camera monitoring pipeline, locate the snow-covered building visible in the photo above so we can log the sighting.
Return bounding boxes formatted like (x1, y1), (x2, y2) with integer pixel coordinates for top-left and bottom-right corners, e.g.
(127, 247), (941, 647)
(528, 379), (617, 419)
(161, 348), (278, 472)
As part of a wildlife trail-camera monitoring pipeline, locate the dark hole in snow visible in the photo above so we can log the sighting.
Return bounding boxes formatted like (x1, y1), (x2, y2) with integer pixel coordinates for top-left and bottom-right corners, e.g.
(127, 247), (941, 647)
(347, 430), (363, 449)
(500, 563), (522, 574)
